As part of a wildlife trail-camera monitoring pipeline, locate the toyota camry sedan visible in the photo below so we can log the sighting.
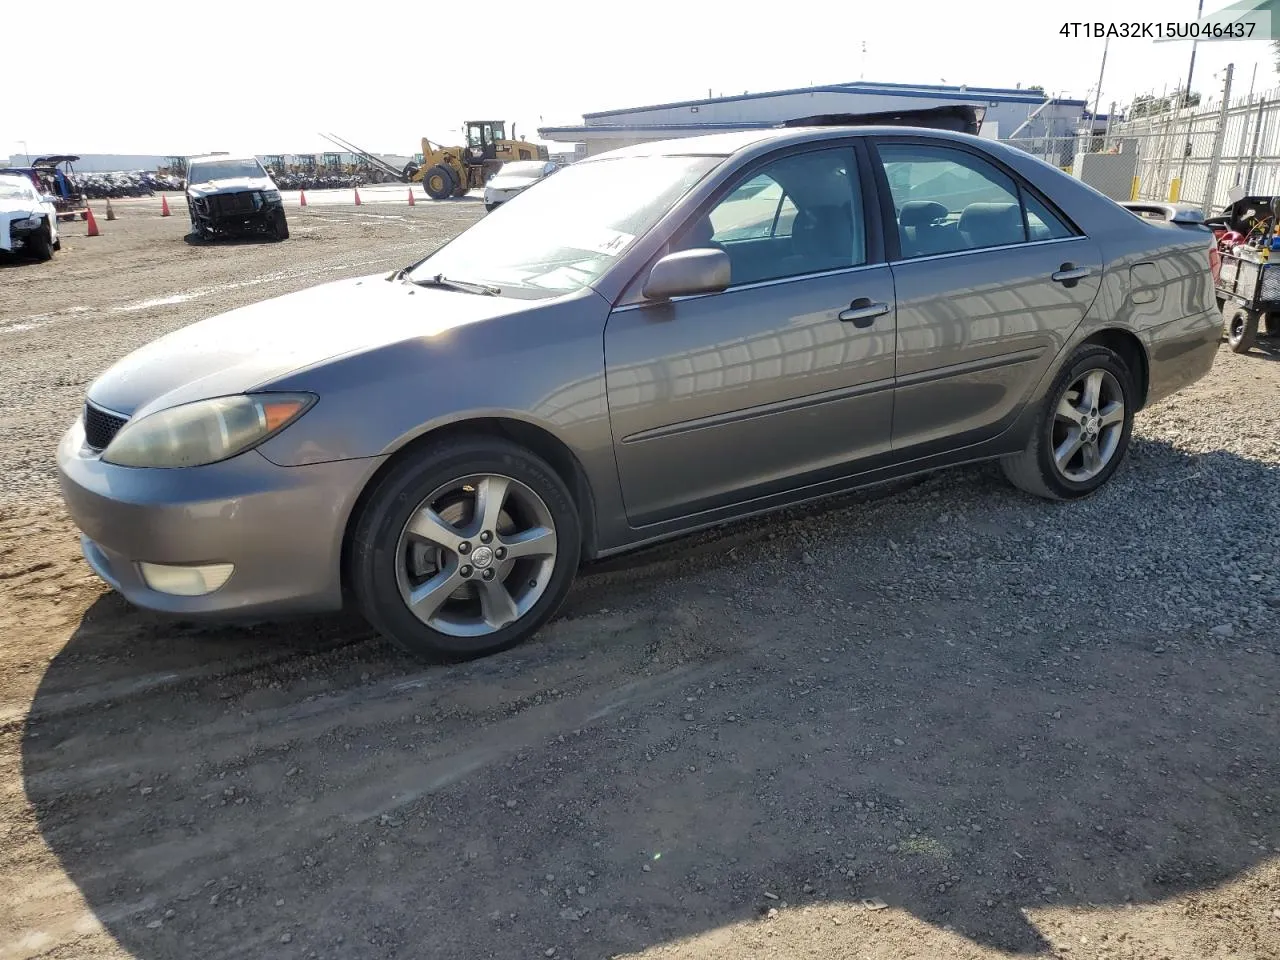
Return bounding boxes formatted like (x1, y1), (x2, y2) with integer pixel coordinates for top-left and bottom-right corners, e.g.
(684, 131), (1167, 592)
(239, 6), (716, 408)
(58, 125), (1220, 660)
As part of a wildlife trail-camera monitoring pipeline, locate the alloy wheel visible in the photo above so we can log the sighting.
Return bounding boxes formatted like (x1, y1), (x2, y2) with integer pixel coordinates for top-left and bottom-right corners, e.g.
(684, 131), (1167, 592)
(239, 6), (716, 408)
(394, 474), (558, 638)
(1051, 369), (1125, 483)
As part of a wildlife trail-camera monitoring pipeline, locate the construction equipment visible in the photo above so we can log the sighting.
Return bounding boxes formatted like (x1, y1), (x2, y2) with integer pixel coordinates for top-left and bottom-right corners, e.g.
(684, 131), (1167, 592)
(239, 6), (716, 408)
(406, 120), (549, 200)
(320, 133), (406, 184)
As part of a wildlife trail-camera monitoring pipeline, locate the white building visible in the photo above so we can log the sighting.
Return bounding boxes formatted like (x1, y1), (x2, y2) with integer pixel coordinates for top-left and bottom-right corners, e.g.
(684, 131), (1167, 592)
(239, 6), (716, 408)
(539, 81), (1105, 157)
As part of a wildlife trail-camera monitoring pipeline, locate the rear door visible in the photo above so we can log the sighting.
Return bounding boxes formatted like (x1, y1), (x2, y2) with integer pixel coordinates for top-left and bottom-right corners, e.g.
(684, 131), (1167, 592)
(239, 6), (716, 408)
(869, 138), (1103, 453)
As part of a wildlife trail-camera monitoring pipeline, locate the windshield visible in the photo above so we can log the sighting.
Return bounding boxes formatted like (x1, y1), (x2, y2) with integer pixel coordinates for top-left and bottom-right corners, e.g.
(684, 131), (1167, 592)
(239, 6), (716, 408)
(187, 158), (268, 182)
(0, 177), (34, 200)
(496, 161), (550, 178)
(408, 154), (721, 298)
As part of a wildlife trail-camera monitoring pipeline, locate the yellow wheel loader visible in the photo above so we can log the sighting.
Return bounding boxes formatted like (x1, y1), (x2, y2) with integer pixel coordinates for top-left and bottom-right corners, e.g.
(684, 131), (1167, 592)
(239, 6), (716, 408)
(406, 121), (548, 200)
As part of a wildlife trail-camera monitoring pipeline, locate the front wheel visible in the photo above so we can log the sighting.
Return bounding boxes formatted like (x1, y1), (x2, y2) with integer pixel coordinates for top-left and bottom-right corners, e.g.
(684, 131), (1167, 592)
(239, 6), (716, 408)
(269, 208), (289, 241)
(423, 164), (455, 201)
(349, 436), (581, 661)
(1001, 344), (1135, 500)
(27, 221), (54, 261)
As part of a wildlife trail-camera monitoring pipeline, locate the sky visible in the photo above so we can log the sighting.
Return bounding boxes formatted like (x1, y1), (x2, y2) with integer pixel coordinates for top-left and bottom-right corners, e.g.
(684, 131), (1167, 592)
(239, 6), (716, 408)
(4, 0), (1277, 160)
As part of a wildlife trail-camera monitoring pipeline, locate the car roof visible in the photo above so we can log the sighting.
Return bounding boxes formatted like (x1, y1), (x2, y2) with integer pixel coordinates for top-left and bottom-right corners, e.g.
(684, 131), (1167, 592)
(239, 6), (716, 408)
(584, 125), (973, 162)
(0, 173), (35, 188)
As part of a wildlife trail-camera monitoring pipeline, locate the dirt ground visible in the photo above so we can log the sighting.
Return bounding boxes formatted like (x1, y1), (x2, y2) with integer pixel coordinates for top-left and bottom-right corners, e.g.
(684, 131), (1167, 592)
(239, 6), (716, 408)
(1, 194), (1279, 960)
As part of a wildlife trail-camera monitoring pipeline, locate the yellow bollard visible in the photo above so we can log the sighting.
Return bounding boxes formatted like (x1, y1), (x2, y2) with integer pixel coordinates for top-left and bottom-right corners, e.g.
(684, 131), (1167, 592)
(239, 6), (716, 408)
(1169, 178), (1182, 202)
(1130, 177), (1140, 200)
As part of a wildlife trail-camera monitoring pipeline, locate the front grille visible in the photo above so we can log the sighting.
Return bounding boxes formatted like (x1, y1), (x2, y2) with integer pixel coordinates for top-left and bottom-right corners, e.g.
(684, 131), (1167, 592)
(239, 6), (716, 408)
(84, 403), (127, 450)
(209, 192), (257, 217)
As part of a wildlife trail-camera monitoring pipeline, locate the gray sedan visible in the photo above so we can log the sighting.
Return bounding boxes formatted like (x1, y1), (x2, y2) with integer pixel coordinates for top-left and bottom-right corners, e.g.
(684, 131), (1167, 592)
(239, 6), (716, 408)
(58, 126), (1221, 660)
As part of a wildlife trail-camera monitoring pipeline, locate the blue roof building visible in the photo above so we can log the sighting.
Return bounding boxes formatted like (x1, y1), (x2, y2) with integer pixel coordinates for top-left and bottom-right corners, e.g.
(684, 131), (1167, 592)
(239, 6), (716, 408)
(539, 80), (1105, 156)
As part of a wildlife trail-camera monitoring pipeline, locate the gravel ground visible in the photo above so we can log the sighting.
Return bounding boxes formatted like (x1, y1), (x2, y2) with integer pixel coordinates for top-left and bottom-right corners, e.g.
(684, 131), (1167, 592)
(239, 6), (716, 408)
(1, 196), (1278, 960)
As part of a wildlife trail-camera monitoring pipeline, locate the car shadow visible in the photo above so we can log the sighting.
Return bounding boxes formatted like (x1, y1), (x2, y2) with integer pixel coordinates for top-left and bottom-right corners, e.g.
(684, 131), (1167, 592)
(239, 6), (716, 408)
(182, 233), (285, 247)
(20, 439), (1280, 957)
(0, 251), (45, 268)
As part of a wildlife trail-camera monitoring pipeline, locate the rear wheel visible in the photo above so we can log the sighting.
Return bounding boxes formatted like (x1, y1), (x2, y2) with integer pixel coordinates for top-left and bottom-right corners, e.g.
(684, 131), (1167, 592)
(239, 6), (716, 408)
(1001, 344), (1135, 500)
(1223, 302), (1259, 353)
(424, 165), (455, 201)
(349, 436), (581, 661)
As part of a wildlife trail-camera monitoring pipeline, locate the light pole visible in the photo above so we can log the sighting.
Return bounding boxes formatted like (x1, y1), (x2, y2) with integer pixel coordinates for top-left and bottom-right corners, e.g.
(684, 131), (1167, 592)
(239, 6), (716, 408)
(15, 140), (29, 164)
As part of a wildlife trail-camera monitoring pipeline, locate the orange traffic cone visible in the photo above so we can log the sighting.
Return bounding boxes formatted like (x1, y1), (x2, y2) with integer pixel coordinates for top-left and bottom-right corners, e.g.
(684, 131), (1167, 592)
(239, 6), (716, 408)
(160, 194), (172, 217)
(299, 190), (307, 207)
(354, 187), (362, 206)
(105, 198), (117, 221)
(407, 187), (415, 206)
(85, 205), (101, 237)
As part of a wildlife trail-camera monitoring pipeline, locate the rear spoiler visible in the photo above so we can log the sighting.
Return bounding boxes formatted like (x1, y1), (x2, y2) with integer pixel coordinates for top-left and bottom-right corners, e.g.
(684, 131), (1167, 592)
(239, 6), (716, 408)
(1119, 201), (1206, 224)
(779, 104), (986, 136)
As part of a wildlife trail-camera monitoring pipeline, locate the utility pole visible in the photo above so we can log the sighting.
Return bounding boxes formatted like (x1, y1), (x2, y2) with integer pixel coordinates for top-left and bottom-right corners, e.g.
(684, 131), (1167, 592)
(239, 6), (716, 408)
(1201, 63), (1234, 215)
(1184, 0), (1205, 106)
(1092, 35), (1110, 130)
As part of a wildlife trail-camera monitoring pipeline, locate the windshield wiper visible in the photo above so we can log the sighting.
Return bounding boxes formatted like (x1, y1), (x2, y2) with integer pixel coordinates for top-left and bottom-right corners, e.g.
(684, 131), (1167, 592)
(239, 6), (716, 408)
(409, 273), (501, 296)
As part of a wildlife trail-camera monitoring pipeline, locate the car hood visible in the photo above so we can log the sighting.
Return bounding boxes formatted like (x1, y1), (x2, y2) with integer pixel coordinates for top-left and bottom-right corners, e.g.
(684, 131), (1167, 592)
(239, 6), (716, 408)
(87, 274), (527, 419)
(0, 197), (40, 216)
(187, 176), (277, 198)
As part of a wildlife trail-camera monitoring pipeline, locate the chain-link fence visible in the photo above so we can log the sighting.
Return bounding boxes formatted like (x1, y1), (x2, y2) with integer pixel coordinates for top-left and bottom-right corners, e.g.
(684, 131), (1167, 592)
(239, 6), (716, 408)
(1002, 72), (1280, 216)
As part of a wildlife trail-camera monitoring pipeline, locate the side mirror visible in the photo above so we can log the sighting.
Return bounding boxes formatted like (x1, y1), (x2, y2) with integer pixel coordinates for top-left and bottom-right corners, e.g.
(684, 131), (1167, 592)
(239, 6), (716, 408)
(643, 248), (731, 300)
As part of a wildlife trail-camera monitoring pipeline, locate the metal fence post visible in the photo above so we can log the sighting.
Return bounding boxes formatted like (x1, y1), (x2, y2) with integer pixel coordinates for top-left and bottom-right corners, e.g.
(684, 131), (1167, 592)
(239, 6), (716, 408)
(1246, 97), (1267, 193)
(1201, 64), (1234, 215)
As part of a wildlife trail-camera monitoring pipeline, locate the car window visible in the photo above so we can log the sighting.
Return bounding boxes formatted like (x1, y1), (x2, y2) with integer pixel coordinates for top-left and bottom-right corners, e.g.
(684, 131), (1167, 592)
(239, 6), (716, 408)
(680, 148), (864, 286)
(878, 143), (1033, 258)
(1023, 191), (1074, 241)
(709, 175), (796, 241)
(0, 177), (35, 201)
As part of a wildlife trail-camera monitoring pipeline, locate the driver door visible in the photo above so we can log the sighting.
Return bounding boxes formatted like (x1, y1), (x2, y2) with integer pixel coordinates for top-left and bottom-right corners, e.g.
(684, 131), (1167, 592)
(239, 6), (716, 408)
(604, 144), (897, 527)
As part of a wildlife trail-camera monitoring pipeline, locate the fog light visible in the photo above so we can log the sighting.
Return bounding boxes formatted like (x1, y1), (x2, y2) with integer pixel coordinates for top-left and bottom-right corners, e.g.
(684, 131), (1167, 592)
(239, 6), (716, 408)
(138, 561), (234, 596)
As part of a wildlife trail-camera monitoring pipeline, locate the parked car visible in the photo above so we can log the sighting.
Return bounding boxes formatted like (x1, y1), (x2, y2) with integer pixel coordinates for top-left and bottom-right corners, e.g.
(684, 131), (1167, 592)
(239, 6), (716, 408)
(483, 159), (558, 211)
(58, 125), (1220, 661)
(0, 173), (60, 261)
(185, 154), (289, 241)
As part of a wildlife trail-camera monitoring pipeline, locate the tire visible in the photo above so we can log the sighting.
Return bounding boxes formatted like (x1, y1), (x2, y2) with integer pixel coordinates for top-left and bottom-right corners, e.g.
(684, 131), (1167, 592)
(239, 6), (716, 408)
(349, 436), (581, 661)
(270, 208), (290, 241)
(1001, 344), (1136, 501)
(485, 202), (497, 213)
(423, 164), (455, 201)
(27, 221), (53, 261)
(1223, 302), (1259, 353)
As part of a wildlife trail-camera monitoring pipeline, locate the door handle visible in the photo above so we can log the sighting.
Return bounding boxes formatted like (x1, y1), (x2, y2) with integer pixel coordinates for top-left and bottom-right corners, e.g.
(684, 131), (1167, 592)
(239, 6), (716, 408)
(837, 298), (891, 327)
(1051, 263), (1091, 286)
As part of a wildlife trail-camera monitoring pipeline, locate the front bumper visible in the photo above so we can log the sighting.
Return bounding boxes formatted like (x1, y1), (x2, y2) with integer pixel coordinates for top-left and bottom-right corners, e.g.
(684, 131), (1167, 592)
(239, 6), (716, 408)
(57, 418), (383, 617)
(188, 191), (283, 235)
(3, 214), (42, 252)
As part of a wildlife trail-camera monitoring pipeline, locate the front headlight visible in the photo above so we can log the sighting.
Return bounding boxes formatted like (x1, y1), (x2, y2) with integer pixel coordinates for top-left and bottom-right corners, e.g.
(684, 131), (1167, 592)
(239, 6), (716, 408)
(17, 216), (42, 229)
(101, 393), (315, 468)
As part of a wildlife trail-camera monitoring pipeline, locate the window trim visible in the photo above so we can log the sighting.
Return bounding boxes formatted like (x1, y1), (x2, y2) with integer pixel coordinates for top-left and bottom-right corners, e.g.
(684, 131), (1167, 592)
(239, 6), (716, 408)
(616, 138), (882, 306)
(866, 136), (1083, 263)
